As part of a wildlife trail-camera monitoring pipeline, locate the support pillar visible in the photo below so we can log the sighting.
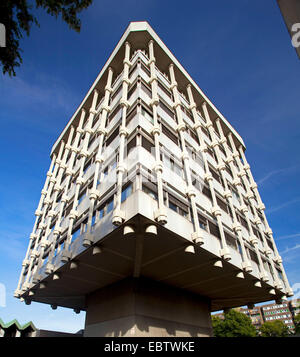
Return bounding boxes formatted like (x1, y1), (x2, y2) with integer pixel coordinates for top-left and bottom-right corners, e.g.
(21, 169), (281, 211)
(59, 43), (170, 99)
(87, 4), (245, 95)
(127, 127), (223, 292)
(84, 278), (212, 337)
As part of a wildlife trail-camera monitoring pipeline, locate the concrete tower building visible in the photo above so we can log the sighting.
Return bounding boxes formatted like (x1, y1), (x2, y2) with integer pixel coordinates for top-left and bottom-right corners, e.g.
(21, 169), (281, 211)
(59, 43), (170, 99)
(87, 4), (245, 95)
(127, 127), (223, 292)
(15, 22), (293, 337)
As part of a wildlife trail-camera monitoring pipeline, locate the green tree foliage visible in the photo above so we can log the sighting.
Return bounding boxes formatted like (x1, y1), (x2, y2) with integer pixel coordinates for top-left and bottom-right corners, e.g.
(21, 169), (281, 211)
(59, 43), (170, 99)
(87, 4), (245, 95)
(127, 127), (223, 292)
(293, 313), (300, 335)
(0, 0), (93, 76)
(212, 309), (257, 337)
(259, 320), (290, 337)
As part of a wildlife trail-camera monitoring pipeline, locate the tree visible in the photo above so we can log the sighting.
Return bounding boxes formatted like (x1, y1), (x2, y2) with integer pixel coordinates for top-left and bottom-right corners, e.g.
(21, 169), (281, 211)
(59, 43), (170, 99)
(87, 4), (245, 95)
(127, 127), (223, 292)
(259, 320), (290, 337)
(293, 313), (300, 335)
(0, 0), (93, 76)
(212, 309), (257, 337)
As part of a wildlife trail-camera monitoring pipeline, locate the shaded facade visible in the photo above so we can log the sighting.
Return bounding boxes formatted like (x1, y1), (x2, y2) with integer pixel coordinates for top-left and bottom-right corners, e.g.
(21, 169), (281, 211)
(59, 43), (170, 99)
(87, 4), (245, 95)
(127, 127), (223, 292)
(15, 22), (293, 337)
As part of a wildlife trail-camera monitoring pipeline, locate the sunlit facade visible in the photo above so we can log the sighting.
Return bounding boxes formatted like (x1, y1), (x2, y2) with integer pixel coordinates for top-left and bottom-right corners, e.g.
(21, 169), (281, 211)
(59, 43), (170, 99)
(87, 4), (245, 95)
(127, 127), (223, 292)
(15, 22), (293, 337)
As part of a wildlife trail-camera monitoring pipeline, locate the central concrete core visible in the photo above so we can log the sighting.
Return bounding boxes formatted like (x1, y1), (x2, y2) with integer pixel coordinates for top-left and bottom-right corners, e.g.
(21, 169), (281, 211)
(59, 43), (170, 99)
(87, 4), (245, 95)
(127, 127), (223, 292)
(84, 278), (212, 337)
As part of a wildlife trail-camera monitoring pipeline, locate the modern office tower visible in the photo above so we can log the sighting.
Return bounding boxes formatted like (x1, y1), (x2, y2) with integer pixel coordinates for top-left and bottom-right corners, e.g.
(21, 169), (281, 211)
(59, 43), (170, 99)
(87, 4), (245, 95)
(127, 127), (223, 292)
(15, 22), (293, 337)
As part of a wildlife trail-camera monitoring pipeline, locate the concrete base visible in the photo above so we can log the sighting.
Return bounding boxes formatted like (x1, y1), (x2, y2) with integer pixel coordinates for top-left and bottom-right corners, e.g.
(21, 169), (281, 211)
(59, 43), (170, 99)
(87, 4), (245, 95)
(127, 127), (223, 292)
(84, 278), (212, 337)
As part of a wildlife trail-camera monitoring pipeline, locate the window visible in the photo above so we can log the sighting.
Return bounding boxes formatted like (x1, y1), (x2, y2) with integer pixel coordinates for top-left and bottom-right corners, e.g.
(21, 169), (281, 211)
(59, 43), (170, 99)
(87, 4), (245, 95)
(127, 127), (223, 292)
(225, 165), (233, 178)
(206, 147), (216, 161)
(266, 238), (274, 251)
(110, 84), (122, 102)
(248, 249), (259, 265)
(91, 212), (96, 227)
(162, 124), (178, 144)
(208, 221), (221, 239)
(237, 241), (243, 256)
(108, 104), (121, 124)
(78, 190), (86, 205)
(237, 213), (248, 229)
(225, 232), (237, 251)
(126, 106), (137, 125)
(141, 63), (151, 76)
(168, 193), (189, 219)
(164, 154), (182, 177)
(198, 214), (207, 231)
(121, 183), (133, 203)
(202, 186), (212, 200)
(98, 206), (104, 219)
(129, 62), (137, 78)
(141, 106), (154, 124)
(158, 81), (172, 99)
(216, 196), (228, 213)
(106, 127), (119, 146)
(142, 184), (158, 200)
(219, 144), (226, 156)
(141, 136), (154, 154)
(72, 225), (81, 240)
(181, 106), (193, 121)
(127, 82), (137, 99)
(231, 188), (240, 204)
(88, 134), (97, 150)
(107, 198), (114, 213)
(210, 166), (221, 184)
(83, 160), (91, 175)
(201, 126), (210, 139)
(189, 129), (199, 144)
(103, 166), (108, 177)
(126, 136), (136, 156)
(159, 101), (175, 121)
(141, 81), (152, 98)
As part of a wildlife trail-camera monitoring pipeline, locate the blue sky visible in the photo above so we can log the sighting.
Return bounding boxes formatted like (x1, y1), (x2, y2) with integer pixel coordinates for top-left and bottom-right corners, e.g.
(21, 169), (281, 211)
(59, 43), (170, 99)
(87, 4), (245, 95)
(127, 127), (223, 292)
(0, 0), (299, 333)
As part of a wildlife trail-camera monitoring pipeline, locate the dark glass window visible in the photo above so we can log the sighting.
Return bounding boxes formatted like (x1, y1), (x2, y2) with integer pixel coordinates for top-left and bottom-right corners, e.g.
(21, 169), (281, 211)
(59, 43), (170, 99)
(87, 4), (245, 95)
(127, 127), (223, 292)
(121, 183), (133, 203)
(106, 127), (119, 146)
(142, 136), (154, 154)
(142, 184), (158, 200)
(161, 124), (178, 145)
(208, 221), (221, 239)
(126, 136), (136, 156)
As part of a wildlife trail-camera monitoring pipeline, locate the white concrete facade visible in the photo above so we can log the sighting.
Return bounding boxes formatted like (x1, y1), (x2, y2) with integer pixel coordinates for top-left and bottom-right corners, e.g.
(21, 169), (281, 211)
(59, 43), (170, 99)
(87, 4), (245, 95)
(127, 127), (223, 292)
(15, 22), (292, 318)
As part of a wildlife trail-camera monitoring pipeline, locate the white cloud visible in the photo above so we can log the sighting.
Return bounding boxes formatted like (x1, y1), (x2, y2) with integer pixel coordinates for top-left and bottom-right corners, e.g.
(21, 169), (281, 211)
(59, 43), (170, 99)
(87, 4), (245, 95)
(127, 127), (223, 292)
(276, 233), (300, 241)
(257, 164), (300, 186)
(266, 197), (300, 214)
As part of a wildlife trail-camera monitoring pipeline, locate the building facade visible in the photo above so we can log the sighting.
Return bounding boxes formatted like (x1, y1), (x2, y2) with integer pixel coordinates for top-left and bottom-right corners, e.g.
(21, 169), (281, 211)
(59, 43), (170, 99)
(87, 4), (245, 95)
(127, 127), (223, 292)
(0, 319), (36, 337)
(213, 299), (299, 332)
(261, 301), (294, 330)
(15, 22), (293, 337)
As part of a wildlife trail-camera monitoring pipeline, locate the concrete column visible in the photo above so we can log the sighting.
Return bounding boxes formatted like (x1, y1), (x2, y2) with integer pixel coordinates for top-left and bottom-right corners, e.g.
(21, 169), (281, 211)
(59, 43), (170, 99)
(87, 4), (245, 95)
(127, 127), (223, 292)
(148, 40), (167, 225)
(84, 278), (212, 337)
(46, 108), (86, 270)
(168, 68), (203, 246)
(15, 153), (57, 295)
(201, 102), (230, 260)
(22, 141), (65, 289)
(112, 42), (131, 226)
(85, 67), (114, 243)
(64, 89), (99, 253)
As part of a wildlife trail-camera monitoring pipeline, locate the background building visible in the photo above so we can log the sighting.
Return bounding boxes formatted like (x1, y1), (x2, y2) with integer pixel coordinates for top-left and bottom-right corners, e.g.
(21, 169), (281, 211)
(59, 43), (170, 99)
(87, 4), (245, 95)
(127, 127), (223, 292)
(15, 21), (293, 337)
(213, 298), (299, 332)
(0, 318), (83, 337)
(0, 318), (36, 337)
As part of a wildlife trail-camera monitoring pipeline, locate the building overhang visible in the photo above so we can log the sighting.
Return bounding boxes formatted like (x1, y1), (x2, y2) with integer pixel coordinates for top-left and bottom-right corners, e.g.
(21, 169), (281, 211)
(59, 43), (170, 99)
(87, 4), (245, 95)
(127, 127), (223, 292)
(21, 213), (284, 313)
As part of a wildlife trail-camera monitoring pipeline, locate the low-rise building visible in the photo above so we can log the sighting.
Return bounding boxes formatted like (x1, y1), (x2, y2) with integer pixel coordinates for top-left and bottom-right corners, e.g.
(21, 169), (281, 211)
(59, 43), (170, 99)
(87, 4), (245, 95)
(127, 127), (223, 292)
(213, 299), (299, 332)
